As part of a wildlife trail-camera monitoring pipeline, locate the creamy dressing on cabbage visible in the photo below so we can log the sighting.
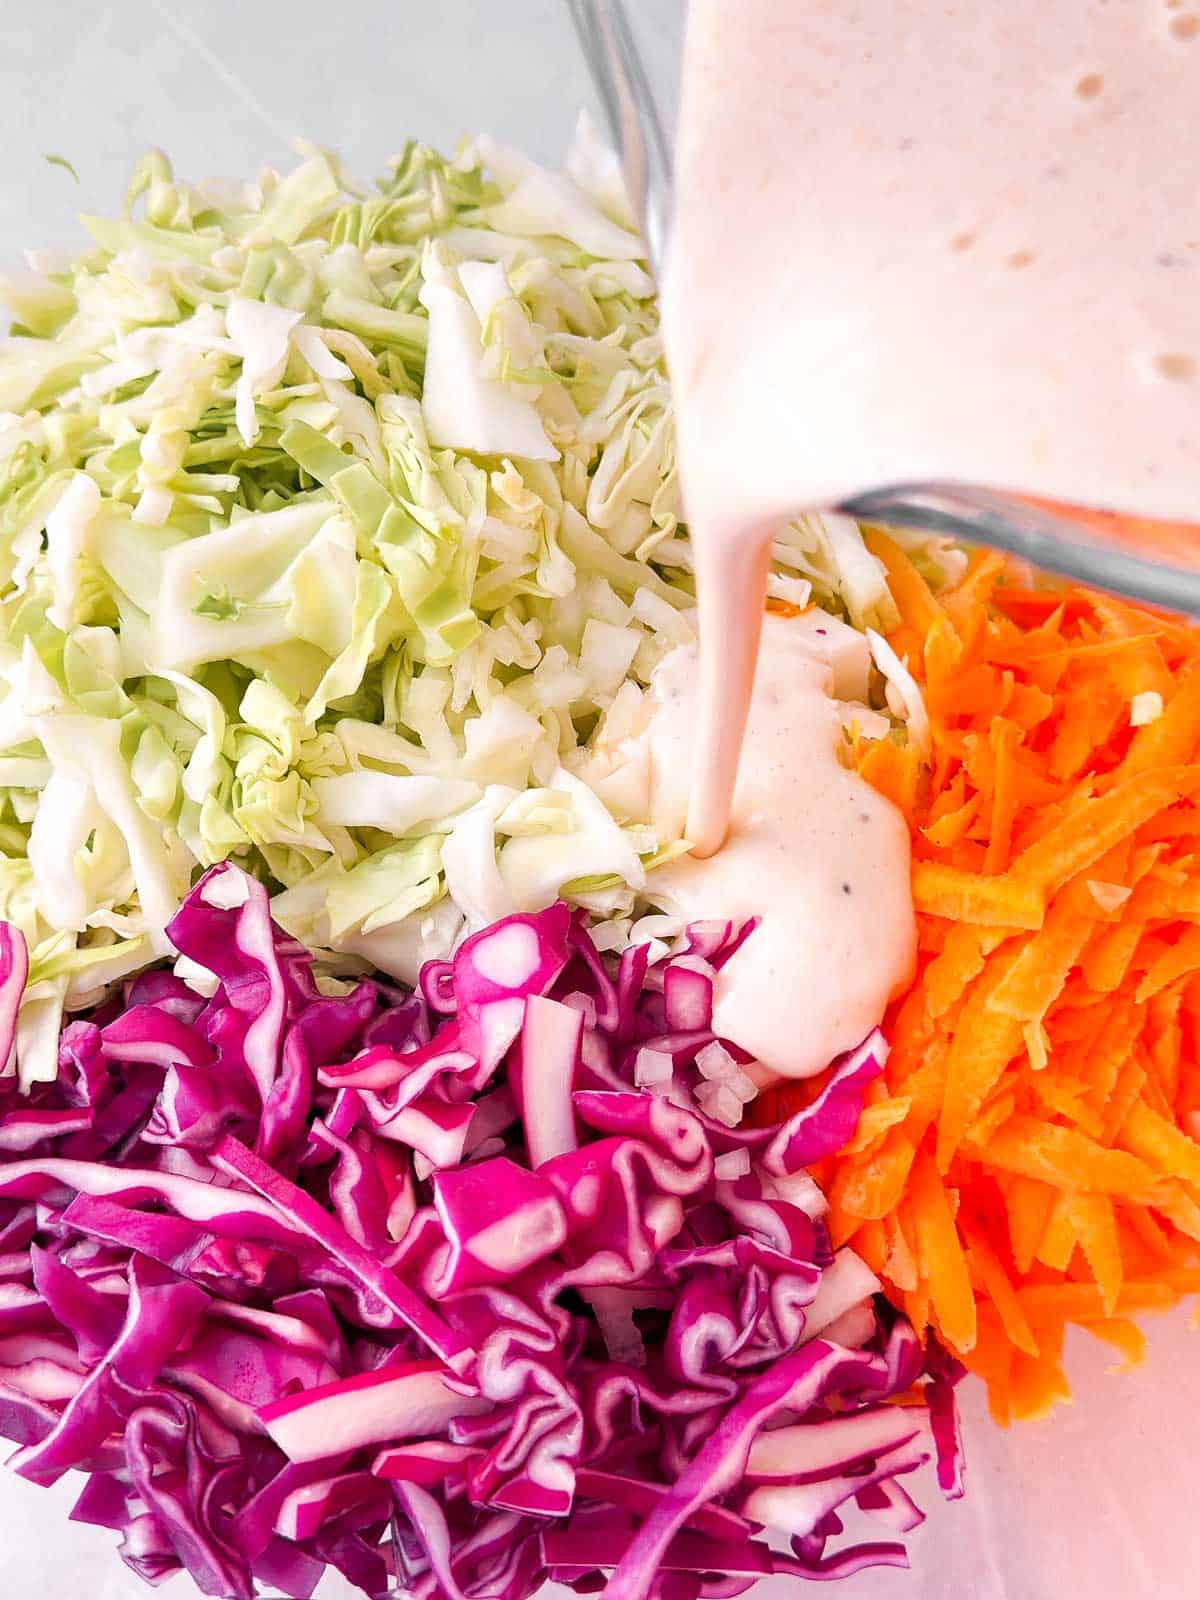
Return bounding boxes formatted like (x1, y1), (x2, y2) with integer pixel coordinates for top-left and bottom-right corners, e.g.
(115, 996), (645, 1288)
(639, 615), (915, 1078)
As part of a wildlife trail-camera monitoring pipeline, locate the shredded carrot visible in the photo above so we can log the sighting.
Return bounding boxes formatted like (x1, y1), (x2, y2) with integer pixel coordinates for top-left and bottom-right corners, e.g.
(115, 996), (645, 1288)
(851, 1217), (889, 1276)
(968, 1087), (1018, 1148)
(936, 955), (1024, 1170)
(1006, 1348), (1071, 1421)
(767, 542), (1200, 1421)
(862, 527), (945, 637)
(856, 737), (921, 814)
(968, 1310), (1016, 1424)
(1121, 659), (1200, 774)
(828, 1127), (916, 1228)
(977, 1116), (1159, 1195)
(923, 925), (995, 1016)
(961, 1217), (1040, 1357)
(1085, 1317), (1147, 1368)
(1118, 1099), (1200, 1186)
(1154, 1183), (1200, 1242)
(1064, 1194), (1123, 1316)
(1013, 770), (1200, 892)
(884, 1210), (920, 1292)
(986, 897), (1093, 1023)
(1136, 924), (1200, 1002)
(911, 862), (1044, 929)
(908, 1151), (977, 1352)
(1081, 918), (1144, 993)
(1018, 1280), (1190, 1322)
(841, 1095), (913, 1156)
(1002, 1175), (1056, 1276)
(1036, 1191), (1078, 1272)
(983, 718), (1023, 872)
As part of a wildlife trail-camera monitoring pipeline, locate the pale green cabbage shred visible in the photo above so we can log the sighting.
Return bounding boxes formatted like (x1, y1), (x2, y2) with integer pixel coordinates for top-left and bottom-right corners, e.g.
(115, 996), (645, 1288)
(0, 127), (910, 1062)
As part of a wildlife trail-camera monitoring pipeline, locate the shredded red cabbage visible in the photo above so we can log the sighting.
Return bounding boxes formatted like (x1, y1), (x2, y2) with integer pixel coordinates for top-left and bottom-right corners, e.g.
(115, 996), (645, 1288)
(0, 864), (963, 1599)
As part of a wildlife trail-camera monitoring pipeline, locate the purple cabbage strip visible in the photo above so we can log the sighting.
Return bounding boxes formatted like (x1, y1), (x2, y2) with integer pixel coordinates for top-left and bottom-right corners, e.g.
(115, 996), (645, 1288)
(763, 1029), (888, 1173)
(166, 864), (286, 1111)
(211, 1134), (469, 1371)
(923, 1338), (968, 1499)
(29, 1244), (124, 1361)
(10, 1255), (208, 1487)
(0, 868), (963, 1599)
(604, 1338), (900, 1600)
(0, 922), (28, 1075)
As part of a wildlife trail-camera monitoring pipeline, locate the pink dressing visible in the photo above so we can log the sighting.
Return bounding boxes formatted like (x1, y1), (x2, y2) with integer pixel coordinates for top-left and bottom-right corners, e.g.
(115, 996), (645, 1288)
(662, 0), (1200, 857)
(641, 614), (915, 1079)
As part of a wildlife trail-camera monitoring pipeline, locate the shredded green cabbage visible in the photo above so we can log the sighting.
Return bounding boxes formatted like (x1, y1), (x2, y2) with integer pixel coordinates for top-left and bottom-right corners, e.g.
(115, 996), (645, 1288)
(0, 124), (898, 1010)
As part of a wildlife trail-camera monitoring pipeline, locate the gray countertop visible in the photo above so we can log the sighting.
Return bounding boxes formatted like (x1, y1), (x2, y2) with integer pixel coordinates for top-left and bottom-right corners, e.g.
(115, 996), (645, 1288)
(1, 0), (680, 263)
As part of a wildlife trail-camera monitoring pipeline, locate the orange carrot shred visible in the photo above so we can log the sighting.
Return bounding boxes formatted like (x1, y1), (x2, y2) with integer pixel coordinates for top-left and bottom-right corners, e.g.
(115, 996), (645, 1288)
(1002, 1176), (1056, 1276)
(912, 862), (1044, 929)
(1036, 1190), (1079, 1272)
(1064, 1194), (1123, 1316)
(830, 1128), (917, 1223)
(1018, 1280), (1180, 1322)
(977, 1116), (1159, 1195)
(1123, 1205), (1175, 1263)
(884, 1210), (920, 1293)
(1154, 1183), (1200, 1243)
(1010, 770), (1200, 895)
(961, 1219), (1040, 1357)
(857, 736), (922, 814)
(1006, 1349), (1072, 1423)
(922, 795), (982, 850)
(966, 1310), (1016, 1425)
(862, 527), (946, 638)
(968, 1088), (1018, 1149)
(1085, 1317), (1148, 1368)
(904, 1285), (931, 1341)
(936, 950), (1026, 1171)
(1135, 925), (1200, 1003)
(851, 1218), (889, 1276)
(908, 1152), (977, 1352)
(1118, 1100), (1200, 1186)
(1080, 919), (1145, 994)
(983, 718), (1022, 874)
(820, 536), (1200, 1420)
(1120, 659), (1200, 775)
(986, 896), (1092, 1023)
(841, 1095), (913, 1157)
(922, 924), (993, 1017)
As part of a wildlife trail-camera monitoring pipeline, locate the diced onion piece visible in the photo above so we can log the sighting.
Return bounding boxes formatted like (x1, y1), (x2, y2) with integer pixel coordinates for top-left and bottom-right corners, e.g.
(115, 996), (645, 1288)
(634, 1048), (674, 1087)
(1130, 691), (1163, 727)
(713, 1148), (751, 1181)
(694, 1080), (744, 1127)
(1086, 879), (1132, 913)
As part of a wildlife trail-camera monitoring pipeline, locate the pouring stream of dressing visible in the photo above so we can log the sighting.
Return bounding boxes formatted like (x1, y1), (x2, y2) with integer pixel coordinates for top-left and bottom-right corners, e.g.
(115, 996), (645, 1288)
(639, 613), (916, 1079)
(663, 0), (1200, 856)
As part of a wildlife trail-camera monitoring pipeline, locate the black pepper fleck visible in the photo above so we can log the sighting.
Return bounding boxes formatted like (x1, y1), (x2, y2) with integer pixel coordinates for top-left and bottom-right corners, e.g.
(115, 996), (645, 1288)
(842, 882), (852, 895)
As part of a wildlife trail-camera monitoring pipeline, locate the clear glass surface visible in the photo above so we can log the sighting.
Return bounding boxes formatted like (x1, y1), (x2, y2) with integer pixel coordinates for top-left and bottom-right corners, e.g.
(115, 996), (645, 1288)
(0, 6), (1197, 1599)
